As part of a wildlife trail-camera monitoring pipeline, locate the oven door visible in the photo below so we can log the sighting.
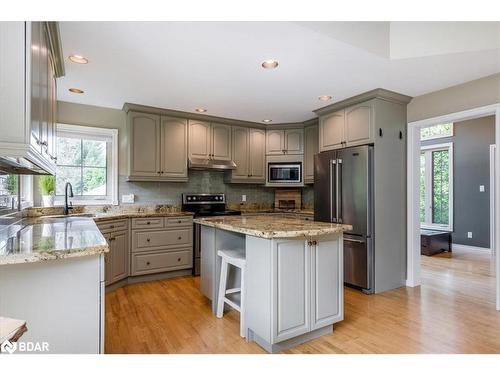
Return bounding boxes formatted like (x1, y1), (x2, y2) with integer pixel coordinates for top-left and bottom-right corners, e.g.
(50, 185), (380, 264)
(267, 162), (302, 185)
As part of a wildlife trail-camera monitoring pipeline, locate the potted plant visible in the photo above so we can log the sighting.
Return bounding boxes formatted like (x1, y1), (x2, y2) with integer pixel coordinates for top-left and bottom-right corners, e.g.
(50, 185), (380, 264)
(39, 175), (55, 207)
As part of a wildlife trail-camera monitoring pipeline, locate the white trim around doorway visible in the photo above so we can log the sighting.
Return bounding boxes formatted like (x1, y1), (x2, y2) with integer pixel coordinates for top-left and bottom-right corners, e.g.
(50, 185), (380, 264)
(406, 103), (500, 311)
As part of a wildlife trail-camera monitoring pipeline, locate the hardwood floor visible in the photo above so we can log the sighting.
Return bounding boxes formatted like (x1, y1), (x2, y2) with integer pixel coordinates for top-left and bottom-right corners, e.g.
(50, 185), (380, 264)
(105, 247), (500, 353)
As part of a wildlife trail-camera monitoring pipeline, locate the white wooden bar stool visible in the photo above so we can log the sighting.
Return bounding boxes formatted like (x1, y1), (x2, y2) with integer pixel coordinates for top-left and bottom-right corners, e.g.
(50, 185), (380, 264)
(216, 248), (246, 338)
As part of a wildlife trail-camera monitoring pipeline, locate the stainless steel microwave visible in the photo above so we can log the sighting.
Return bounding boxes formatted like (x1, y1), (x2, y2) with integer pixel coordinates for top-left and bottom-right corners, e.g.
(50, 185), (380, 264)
(266, 161), (303, 186)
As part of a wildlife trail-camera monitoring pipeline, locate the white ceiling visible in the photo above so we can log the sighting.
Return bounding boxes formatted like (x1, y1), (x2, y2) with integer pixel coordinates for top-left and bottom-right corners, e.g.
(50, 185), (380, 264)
(58, 21), (500, 123)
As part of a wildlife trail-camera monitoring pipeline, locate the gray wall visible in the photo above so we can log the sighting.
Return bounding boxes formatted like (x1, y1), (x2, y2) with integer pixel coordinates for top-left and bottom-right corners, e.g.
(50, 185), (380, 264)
(57, 101), (313, 207)
(421, 116), (495, 248)
(408, 73), (500, 122)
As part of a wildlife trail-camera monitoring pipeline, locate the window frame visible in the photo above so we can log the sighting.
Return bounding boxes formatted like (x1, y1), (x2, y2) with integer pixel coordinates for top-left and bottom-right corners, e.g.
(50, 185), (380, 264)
(55, 124), (118, 206)
(420, 123), (454, 141)
(420, 142), (454, 231)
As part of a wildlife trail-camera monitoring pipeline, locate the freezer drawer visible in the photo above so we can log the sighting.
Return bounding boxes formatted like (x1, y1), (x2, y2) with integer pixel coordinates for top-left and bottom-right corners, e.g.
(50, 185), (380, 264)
(343, 237), (371, 290)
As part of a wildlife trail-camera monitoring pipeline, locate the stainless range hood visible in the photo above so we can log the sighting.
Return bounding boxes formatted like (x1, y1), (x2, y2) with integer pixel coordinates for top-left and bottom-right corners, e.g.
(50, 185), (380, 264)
(188, 157), (237, 171)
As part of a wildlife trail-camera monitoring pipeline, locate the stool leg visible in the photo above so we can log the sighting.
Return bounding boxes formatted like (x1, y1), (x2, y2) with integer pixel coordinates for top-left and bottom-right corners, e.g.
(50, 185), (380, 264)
(216, 260), (228, 318)
(240, 266), (246, 338)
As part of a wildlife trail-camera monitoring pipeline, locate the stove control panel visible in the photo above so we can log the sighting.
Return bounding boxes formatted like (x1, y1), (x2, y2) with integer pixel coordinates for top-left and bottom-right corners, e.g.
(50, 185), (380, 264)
(182, 193), (226, 205)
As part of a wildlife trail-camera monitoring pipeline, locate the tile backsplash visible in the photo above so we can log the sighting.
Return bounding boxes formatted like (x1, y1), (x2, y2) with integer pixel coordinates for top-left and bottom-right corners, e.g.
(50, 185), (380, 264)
(119, 170), (314, 208)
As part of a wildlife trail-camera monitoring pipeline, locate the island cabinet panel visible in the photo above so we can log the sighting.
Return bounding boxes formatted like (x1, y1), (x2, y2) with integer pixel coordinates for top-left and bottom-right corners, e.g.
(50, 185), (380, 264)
(128, 112), (161, 177)
(160, 116), (188, 179)
(273, 240), (310, 342)
(310, 237), (343, 330)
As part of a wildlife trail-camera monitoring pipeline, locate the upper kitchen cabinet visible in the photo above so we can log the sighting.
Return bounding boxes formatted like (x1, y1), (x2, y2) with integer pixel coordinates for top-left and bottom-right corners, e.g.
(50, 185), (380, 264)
(188, 121), (232, 160)
(266, 128), (304, 155)
(316, 90), (411, 152)
(188, 120), (211, 159)
(126, 111), (188, 181)
(226, 127), (265, 183)
(304, 121), (319, 184)
(0, 22), (64, 174)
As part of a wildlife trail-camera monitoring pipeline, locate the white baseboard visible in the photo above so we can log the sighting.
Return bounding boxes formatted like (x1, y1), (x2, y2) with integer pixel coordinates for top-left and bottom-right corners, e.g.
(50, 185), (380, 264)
(451, 243), (492, 254)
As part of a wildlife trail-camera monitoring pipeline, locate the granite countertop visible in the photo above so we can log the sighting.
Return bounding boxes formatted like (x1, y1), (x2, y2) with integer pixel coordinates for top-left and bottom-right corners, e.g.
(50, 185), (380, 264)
(23, 205), (193, 223)
(194, 215), (351, 239)
(0, 217), (108, 265)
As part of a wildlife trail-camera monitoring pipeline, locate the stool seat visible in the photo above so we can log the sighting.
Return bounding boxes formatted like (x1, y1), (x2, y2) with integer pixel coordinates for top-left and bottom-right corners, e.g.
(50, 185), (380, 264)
(216, 248), (247, 338)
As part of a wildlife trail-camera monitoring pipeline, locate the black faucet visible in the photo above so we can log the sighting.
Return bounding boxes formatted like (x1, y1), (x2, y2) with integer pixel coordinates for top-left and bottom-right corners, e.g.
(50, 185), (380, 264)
(64, 182), (74, 215)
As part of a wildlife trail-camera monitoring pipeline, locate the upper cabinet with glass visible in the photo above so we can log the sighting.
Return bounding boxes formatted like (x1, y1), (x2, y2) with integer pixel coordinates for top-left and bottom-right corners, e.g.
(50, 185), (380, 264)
(0, 22), (64, 175)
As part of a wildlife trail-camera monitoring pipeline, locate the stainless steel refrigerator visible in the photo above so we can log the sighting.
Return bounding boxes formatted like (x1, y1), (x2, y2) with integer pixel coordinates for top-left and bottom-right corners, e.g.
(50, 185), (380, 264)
(314, 145), (374, 293)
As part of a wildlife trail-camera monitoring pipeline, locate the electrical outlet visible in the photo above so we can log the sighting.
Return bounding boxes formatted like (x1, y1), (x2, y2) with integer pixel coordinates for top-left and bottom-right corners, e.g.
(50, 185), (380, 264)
(479, 185), (485, 192)
(241, 195), (247, 202)
(467, 232), (473, 239)
(122, 194), (135, 203)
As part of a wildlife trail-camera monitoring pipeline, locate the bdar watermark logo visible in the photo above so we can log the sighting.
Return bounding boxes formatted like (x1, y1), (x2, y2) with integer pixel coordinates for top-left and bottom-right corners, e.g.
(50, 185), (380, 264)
(1, 340), (50, 354)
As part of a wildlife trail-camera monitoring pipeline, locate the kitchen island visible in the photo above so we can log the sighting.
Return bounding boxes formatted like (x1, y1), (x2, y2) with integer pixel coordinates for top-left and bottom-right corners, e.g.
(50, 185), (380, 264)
(0, 216), (108, 354)
(195, 215), (351, 353)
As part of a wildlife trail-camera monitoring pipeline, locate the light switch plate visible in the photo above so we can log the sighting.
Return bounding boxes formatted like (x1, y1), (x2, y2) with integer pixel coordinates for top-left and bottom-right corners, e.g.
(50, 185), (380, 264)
(242, 195), (247, 202)
(467, 232), (473, 238)
(122, 194), (135, 203)
(479, 185), (485, 192)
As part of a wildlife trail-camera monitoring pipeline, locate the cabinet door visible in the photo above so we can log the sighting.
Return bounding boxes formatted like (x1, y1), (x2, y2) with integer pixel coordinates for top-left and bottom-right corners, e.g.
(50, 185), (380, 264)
(39, 23), (49, 159)
(188, 120), (210, 159)
(304, 125), (318, 183)
(248, 128), (266, 181)
(30, 22), (42, 151)
(46, 53), (57, 162)
(266, 129), (285, 155)
(284, 129), (304, 154)
(272, 240), (310, 343)
(129, 112), (161, 177)
(103, 234), (112, 286)
(231, 126), (249, 179)
(110, 231), (129, 284)
(345, 102), (374, 146)
(161, 116), (187, 179)
(310, 237), (343, 330)
(211, 123), (232, 160)
(319, 109), (344, 151)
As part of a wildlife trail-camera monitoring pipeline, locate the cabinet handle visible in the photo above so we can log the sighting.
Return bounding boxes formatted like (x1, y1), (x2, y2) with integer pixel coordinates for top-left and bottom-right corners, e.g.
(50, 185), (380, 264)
(379, 128), (383, 137)
(110, 225), (115, 229)
(313, 240), (317, 245)
(177, 258), (181, 262)
(146, 238), (150, 242)
(146, 261), (150, 266)
(177, 220), (182, 223)
(178, 236), (182, 240)
(146, 221), (151, 225)
(109, 237), (115, 241)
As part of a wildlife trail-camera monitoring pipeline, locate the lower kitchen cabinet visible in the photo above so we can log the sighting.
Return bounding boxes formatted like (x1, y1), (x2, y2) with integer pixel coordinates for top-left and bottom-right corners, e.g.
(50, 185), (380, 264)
(98, 219), (130, 286)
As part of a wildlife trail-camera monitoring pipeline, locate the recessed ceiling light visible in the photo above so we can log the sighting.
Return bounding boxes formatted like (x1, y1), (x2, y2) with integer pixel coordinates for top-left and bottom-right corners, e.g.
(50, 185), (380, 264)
(68, 55), (89, 64)
(318, 95), (333, 101)
(195, 108), (207, 113)
(69, 88), (84, 94)
(261, 60), (279, 69)
(262, 119), (272, 123)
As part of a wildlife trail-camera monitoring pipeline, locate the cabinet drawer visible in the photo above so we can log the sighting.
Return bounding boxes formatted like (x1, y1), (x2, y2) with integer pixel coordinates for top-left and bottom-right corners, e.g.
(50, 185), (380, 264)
(131, 217), (164, 229)
(165, 216), (193, 227)
(133, 228), (192, 251)
(131, 249), (192, 275)
(96, 219), (128, 234)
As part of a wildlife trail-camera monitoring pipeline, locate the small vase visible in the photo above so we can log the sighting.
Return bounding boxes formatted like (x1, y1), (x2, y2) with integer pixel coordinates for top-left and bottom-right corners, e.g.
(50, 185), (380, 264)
(42, 195), (54, 208)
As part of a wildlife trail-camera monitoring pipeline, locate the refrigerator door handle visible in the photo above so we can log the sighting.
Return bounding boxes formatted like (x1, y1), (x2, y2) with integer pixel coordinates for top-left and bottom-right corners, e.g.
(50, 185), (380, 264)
(330, 159), (337, 223)
(344, 238), (365, 244)
(337, 158), (342, 223)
